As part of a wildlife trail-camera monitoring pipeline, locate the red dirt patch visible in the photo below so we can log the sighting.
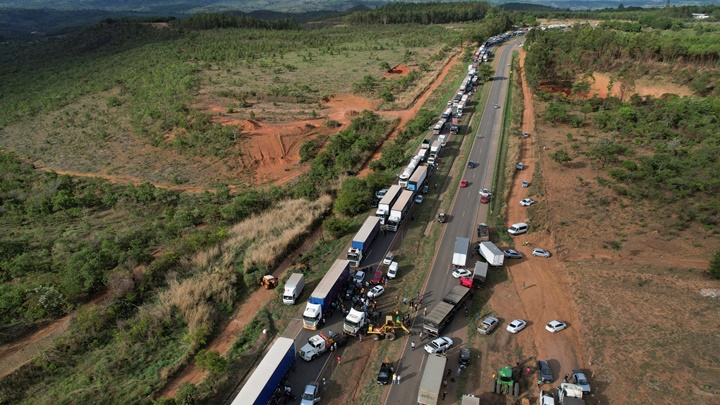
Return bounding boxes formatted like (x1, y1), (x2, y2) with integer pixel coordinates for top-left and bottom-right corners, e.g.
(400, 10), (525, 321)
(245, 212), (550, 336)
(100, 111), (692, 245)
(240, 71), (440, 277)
(383, 64), (416, 78)
(586, 72), (694, 99)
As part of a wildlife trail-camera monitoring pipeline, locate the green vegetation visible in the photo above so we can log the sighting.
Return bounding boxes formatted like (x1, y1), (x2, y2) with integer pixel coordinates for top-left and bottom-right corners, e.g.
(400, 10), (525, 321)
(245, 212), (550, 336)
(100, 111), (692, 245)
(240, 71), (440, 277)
(710, 250), (720, 279)
(345, 1), (492, 25)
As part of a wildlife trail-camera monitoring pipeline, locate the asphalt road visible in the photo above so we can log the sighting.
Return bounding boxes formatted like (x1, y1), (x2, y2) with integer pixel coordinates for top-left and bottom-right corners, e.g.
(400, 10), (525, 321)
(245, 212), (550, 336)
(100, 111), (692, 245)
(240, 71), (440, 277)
(383, 39), (521, 405)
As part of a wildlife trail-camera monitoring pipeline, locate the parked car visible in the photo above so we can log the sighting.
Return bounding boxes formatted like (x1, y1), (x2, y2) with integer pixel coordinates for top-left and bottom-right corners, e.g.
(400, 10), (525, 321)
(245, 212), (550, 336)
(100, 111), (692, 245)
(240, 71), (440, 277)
(532, 248), (551, 258)
(506, 319), (527, 334)
(538, 390), (555, 405)
(376, 189), (388, 199)
(376, 362), (394, 385)
(479, 188), (491, 197)
(516, 162), (524, 170)
(537, 360), (553, 383)
(523, 132), (530, 138)
(383, 252), (395, 265)
(422, 185), (429, 194)
(504, 249), (522, 259)
(545, 320), (567, 333)
(460, 180), (469, 188)
(424, 336), (453, 354)
(300, 381), (321, 405)
(371, 269), (383, 284)
(459, 348), (471, 366)
(344, 285), (355, 300)
(452, 268), (472, 278)
(367, 285), (385, 298)
(572, 370), (591, 394)
(520, 198), (535, 207)
(468, 161), (475, 168)
(494, 104), (500, 109)
(480, 194), (490, 204)
(477, 317), (499, 335)
(508, 222), (528, 235)
(371, 199), (379, 208)
(522, 180), (529, 188)
(353, 270), (365, 285)
(387, 262), (398, 279)
(415, 194), (424, 204)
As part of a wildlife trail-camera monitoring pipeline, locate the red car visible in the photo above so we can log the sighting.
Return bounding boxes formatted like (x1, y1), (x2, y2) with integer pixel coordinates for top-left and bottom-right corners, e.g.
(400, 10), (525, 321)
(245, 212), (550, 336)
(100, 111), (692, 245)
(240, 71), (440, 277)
(460, 180), (469, 188)
(480, 194), (490, 204)
(371, 268), (383, 284)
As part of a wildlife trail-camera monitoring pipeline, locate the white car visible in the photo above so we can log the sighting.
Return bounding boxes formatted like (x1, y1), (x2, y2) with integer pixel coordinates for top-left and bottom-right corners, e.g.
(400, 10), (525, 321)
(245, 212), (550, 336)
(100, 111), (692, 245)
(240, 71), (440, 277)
(545, 320), (567, 333)
(367, 285), (385, 298)
(520, 198), (535, 207)
(415, 195), (424, 204)
(387, 262), (398, 279)
(383, 252), (395, 265)
(452, 268), (472, 278)
(479, 188), (491, 197)
(494, 104), (500, 109)
(503, 249), (522, 259)
(506, 319), (527, 334)
(376, 189), (388, 199)
(532, 248), (551, 258)
(424, 336), (453, 354)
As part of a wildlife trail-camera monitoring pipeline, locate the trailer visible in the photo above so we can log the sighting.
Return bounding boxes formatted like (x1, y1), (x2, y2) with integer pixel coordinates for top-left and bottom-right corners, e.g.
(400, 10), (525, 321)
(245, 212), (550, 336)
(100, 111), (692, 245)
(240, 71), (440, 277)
(423, 302), (455, 336)
(432, 120), (445, 135)
(479, 241), (504, 267)
(442, 285), (471, 306)
(452, 237), (470, 268)
(430, 140), (442, 156)
(417, 354), (447, 405)
(459, 77), (469, 93)
(407, 165), (428, 192)
(375, 185), (402, 223)
(386, 190), (414, 232)
(398, 156), (422, 187)
(473, 261), (488, 289)
(232, 337), (295, 405)
(347, 216), (381, 267)
(303, 260), (350, 330)
(442, 108), (453, 119)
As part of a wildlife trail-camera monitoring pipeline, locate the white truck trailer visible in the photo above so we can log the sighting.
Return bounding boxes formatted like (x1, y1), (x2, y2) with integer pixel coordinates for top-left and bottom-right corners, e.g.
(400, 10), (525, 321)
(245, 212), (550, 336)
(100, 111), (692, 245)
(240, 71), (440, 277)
(386, 190), (414, 232)
(453, 237), (470, 268)
(375, 184), (402, 224)
(479, 241), (504, 267)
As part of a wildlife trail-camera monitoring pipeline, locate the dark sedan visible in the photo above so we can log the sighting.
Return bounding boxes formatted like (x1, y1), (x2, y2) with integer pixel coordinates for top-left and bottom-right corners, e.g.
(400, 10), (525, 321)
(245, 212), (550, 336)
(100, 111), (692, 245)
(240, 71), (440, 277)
(377, 362), (394, 385)
(537, 360), (553, 383)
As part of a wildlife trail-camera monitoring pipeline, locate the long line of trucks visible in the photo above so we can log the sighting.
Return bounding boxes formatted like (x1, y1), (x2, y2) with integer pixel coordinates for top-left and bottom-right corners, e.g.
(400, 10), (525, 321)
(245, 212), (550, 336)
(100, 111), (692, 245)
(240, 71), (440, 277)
(376, 184), (402, 224)
(386, 189), (414, 232)
(346, 216), (381, 267)
(232, 337), (295, 405)
(303, 259), (350, 330)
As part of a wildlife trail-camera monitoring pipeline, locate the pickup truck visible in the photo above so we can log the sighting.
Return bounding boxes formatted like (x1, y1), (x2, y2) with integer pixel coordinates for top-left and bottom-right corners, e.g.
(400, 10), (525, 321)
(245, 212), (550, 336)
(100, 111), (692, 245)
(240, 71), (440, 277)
(299, 333), (347, 361)
(477, 317), (499, 335)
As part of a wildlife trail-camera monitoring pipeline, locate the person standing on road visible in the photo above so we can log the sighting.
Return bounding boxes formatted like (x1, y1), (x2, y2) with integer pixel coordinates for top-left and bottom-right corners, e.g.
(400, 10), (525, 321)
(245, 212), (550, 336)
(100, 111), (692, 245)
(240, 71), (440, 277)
(411, 341), (416, 350)
(396, 374), (401, 384)
(336, 356), (341, 365)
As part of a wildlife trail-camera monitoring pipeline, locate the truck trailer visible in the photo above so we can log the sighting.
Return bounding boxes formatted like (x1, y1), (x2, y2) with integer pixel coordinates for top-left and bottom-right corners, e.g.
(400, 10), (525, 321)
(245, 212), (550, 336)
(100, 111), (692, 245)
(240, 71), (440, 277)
(479, 241), (504, 267)
(303, 260), (350, 329)
(375, 184), (402, 224)
(417, 354), (447, 405)
(472, 261), (488, 289)
(442, 285), (471, 306)
(407, 165), (428, 192)
(386, 190), (414, 232)
(423, 302), (455, 336)
(453, 237), (470, 268)
(232, 337), (295, 405)
(347, 216), (381, 267)
(282, 273), (305, 305)
(430, 140), (442, 156)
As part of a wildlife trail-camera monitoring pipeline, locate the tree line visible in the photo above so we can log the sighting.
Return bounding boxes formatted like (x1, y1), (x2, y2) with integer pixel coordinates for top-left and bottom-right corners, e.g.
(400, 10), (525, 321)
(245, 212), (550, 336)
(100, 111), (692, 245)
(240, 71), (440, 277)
(345, 1), (492, 25)
(170, 13), (299, 31)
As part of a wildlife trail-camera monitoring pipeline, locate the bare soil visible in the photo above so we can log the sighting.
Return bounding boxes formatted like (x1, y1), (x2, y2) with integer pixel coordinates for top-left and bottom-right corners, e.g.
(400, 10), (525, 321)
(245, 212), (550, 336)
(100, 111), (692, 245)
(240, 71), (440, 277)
(585, 72), (694, 100)
(383, 64), (417, 79)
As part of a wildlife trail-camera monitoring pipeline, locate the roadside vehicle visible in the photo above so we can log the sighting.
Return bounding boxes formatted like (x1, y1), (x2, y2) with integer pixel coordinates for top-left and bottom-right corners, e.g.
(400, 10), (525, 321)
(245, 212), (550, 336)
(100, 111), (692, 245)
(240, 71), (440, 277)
(522, 180), (529, 188)
(545, 320), (567, 333)
(539, 390), (556, 405)
(506, 319), (527, 334)
(537, 360), (553, 383)
(468, 161), (475, 168)
(383, 252), (395, 265)
(371, 199), (379, 208)
(371, 269), (383, 284)
(422, 185), (429, 194)
(477, 317), (499, 335)
(424, 336), (453, 354)
(353, 270), (365, 285)
(460, 180), (469, 188)
(508, 223), (528, 235)
(516, 162), (524, 170)
(481, 194), (490, 204)
(387, 262), (398, 279)
(459, 348), (471, 366)
(520, 198), (535, 206)
(376, 189), (388, 199)
(571, 370), (591, 394)
(377, 362), (394, 385)
(494, 104), (500, 109)
(532, 248), (551, 258)
(503, 249), (522, 259)
(415, 194), (424, 204)
(300, 382), (320, 405)
(367, 285), (385, 298)
(523, 132), (530, 138)
(452, 268), (472, 278)
(479, 188), (491, 196)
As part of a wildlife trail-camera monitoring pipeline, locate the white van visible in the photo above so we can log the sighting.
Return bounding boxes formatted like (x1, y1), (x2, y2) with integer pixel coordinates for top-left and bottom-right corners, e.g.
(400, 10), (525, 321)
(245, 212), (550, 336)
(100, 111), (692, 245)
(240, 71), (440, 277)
(508, 222), (528, 235)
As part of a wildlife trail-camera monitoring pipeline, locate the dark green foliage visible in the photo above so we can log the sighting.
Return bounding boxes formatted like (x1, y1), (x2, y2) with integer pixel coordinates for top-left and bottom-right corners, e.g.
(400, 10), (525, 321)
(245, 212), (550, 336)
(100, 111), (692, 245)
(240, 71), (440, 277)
(299, 138), (323, 163)
(170, 14), (299, 31)
(710, 251), (720, 279)
(195, 349), (228, 375)
(323, 216), (353, 239)
(550, 148), (572, 169)
(345, 1), (492, 25)
(334, 177), (371, 216)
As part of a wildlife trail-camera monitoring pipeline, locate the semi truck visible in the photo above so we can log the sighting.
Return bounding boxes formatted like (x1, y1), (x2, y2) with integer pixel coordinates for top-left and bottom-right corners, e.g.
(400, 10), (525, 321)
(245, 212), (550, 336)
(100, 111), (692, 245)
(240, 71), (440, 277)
(423, 302), (455, 336)
(432, 120), (444, 135)
(442, 108), (453, 119)
(421, 139), (431, 149)
(282, 273), (305, 305)
(398, 156), (422, 187)
(232, 337), (295, 405)
(557, 383), (586, 405)
(473, 261), (488, 288)
(375, 185), (402, 224)
(343, 307), (367, 335)
(479, 241), (504, 267)
(438, 134), (447, 147)
(430, 140), (442, 156)
(459, 78), (469, 93)
(386, 190), (414, 232)
(303, 260), (350, 330)
(407, 165), (428, 192)
(442, 285), (471, 306)
(299, 333), (346, 361)
(347, 216), (381, 267)
(417, 354), (447, 405)
(453, 237), (470, 268)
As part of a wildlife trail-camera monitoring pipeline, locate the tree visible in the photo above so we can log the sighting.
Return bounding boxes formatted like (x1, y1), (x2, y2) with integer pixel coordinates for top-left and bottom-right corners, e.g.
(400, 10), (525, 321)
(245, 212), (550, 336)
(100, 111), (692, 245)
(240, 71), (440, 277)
(710, 250), (720, 279)
(379, 61), (391, 72)
(476, 64), (495, 82)
(550, 149), (572, 170)
(588, 138), (630, 168)
(195, 350), (228, 374)
(333, 177), (371, 216)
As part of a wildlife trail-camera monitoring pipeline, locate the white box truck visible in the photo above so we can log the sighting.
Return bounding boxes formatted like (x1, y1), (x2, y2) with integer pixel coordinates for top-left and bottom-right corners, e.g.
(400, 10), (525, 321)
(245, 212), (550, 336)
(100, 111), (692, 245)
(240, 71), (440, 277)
(479, 241), (504, 267)
(282, 273), (305, 305)
(386, 190), (414, 232)
(453, 237), (470, 268)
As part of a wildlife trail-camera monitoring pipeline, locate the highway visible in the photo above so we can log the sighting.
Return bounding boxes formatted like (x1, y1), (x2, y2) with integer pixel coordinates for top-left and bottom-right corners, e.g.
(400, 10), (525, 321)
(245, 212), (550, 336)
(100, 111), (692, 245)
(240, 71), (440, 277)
(383, 38), (520, 404)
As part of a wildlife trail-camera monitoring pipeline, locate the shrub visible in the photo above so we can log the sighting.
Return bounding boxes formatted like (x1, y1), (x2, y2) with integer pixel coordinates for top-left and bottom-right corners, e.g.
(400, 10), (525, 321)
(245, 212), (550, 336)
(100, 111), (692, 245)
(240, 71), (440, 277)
(323, 217), (353, 239)
(710, 250), (720, 279)
(195, 349), (228, 375)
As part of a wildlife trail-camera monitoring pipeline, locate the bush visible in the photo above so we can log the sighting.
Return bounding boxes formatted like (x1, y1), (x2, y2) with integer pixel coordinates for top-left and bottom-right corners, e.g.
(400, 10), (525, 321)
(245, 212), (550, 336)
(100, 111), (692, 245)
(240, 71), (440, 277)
(323, 217), (353, 239)
(195, 349), (228, 375)
(710, 250), (720, 279)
